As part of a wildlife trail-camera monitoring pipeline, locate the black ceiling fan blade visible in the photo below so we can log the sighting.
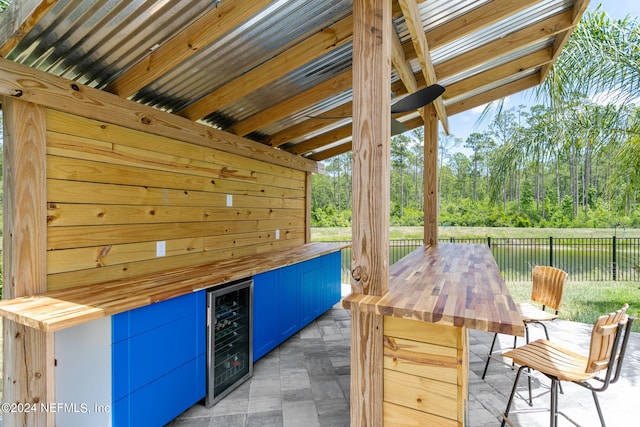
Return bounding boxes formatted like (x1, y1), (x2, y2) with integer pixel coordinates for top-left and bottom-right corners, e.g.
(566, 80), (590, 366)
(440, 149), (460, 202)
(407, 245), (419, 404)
(390, 84), (445, 114)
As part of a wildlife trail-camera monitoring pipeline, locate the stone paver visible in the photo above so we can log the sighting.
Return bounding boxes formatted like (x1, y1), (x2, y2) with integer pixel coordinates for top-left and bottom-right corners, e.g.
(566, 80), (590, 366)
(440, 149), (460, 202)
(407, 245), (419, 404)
(168, 306), (640, 427)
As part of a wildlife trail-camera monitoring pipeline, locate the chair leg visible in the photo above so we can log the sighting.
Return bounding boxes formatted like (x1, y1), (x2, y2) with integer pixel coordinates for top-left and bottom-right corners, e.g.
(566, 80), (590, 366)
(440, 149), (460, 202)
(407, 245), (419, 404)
(482, 332), (498, 379)
(592, 391), (606, 427)
(501, 365), (525, 427)
(550, 379), (559, 427)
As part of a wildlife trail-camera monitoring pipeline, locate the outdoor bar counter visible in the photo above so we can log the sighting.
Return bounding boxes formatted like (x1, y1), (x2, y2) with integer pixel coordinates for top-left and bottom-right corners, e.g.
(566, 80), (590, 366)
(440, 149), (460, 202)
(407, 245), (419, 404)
(341, 243), (524, 426)
(0, 242), (348, 332)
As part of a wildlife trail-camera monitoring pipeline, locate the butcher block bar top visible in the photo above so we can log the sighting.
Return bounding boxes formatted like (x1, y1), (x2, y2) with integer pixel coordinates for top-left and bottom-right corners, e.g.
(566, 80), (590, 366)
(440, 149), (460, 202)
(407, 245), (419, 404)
(0, 242), (348, 333)
(342, 243), (525, 336)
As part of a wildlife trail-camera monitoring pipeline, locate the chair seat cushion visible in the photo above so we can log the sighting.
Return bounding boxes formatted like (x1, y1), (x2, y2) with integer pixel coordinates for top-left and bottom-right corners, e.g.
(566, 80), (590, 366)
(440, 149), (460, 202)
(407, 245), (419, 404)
(502, 339), (594, 382)
(517, 302), (558, 322)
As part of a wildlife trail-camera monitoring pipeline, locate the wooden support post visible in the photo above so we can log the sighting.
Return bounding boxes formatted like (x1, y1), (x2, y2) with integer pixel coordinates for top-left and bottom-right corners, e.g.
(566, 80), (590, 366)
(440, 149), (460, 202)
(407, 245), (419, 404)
(2, 97), (53, 427)
(351, 0), (390, 425)
(305, 172), (312, 243)
(424, 103), (438, 246)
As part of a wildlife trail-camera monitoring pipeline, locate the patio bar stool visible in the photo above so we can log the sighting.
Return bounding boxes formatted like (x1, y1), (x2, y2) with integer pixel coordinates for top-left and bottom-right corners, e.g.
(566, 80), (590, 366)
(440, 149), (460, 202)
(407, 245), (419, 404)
(500, 304), (634, 427)
(482, 265), (568, 403)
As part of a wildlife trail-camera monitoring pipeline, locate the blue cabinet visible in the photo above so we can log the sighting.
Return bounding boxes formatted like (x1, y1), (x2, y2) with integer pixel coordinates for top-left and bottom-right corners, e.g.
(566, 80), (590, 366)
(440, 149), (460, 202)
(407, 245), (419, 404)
(252, 269), (280, 361)
(253, 252), (341, 362)
(112, 291), (206, 426)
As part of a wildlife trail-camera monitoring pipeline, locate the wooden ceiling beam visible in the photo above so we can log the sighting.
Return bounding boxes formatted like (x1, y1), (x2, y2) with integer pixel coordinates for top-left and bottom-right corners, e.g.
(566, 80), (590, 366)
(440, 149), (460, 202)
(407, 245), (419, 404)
(434, 10), (574, 80)
(268, 101), (353, 148)
(268, 43), (553, 150)
(425, 0), (542, 50)
(268, 79), (412, 148)
(106, 0), (271, 98)
(540, 0), (590, 81)
(230, 70), (352, 137)
(446, 74), (540, 116)
(444, 48), (553, 99)
(391, 27), (418, 94)
(398, 0), (448, 133)
(176, 15), (353, 121)
(307, 141), (352, 161)
(0, 0), (58, 57)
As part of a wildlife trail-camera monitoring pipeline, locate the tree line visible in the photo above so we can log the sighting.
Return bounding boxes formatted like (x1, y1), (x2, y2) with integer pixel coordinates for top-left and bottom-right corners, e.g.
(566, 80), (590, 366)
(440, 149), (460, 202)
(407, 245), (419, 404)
(311, 9), (640, 229)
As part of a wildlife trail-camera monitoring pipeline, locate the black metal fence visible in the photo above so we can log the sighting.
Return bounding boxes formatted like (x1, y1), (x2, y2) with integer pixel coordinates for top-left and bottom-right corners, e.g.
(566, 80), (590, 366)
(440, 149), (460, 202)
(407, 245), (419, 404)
(336, 237), (640, 283)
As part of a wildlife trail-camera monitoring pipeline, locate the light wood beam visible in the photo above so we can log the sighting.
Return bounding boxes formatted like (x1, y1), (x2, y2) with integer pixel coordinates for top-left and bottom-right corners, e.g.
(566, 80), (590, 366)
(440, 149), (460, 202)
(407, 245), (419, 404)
(435, 10), (573, 80)
(391, 27), (418, 94)
(444, 48), (553, 99)
(398, 0), (449, 133)
(2, 97), (54, 427)
(0, 57), (319, 173)
(231, 70), (352, 137)
(447, 74), (540, 116)
(424, 103), (438, 245)
(269, 101), (353, 148)
(177, 15), (353, 121)
(425, 0), (542, 50)
(106, 0), (271, 98)
(284, 46), (553, 153)
(540, 0), (590, 81)
(0, 0), (58, 57)
(273, 79), (411, 149)
(350, 0), (389, 424)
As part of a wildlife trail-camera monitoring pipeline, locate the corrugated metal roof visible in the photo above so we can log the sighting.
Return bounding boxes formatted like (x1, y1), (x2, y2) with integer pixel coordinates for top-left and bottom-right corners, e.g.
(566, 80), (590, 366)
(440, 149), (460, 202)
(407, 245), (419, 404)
(0, 0), (586, 160)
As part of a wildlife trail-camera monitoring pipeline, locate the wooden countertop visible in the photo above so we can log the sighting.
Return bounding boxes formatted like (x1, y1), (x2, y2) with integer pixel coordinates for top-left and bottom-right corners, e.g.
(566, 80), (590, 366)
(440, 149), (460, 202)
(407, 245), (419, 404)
(341, 243), (525, 336)
(0, 242), (348, 332)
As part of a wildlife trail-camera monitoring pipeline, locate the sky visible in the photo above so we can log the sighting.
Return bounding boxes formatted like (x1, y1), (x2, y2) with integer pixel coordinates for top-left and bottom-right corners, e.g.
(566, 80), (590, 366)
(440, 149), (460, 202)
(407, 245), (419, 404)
(446, 0), (640, 148)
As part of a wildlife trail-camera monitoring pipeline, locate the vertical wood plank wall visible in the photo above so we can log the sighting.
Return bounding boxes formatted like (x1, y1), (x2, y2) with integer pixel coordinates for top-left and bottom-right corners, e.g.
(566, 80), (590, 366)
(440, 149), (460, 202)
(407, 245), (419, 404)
(383, 317), (468, 427)
(44, 109), (307, 291)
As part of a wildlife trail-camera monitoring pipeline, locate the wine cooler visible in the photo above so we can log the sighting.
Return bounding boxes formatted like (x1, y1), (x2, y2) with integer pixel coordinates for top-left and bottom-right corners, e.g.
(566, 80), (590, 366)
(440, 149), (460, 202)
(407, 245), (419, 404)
(206, 278), (253, 407)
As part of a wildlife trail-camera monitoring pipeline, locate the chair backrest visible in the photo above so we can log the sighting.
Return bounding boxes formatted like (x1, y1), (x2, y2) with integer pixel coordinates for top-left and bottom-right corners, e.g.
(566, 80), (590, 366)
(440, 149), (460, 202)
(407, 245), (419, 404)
(586, 304), (629, 374)
(531, 266), (567, 312)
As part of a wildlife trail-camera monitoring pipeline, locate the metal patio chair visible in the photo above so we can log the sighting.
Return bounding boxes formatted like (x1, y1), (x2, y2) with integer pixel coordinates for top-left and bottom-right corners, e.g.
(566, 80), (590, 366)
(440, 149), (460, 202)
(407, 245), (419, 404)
(500, 304), (634, 427)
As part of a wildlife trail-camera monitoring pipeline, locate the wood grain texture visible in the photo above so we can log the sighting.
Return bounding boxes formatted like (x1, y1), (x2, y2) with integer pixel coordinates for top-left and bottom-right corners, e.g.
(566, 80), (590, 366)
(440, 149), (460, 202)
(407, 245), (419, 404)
(0, 57), (319, 173)
(350, 311), (384, 427)
(342, 244), (525, 336)
(384, 316), (468, 426)
(424, 103), (438, 246)
(0, 243), (348, 332)
(2, 98), (54, 426)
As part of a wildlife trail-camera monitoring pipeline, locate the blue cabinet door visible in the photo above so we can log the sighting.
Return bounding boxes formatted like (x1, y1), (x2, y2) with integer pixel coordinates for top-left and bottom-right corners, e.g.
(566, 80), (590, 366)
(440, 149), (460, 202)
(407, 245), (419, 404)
(278, 263), (301, 341)
(252, 269), (279, 361)
(301, 257), (322, 325)
(253, 252), (343, 362)
(112, 291), (205, 427)
(324, 251), (342, 311)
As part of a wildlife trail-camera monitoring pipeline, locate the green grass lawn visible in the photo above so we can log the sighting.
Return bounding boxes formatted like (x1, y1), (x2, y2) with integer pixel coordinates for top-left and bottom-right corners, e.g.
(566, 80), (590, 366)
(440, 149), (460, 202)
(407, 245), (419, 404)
(507, 280), (640, 332)
(312, 226), (640, 241)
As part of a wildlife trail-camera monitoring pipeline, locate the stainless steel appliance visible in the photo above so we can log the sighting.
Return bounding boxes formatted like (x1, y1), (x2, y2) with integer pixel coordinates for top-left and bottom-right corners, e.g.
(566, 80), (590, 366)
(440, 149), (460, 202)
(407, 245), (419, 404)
(206, 278), (253, 406)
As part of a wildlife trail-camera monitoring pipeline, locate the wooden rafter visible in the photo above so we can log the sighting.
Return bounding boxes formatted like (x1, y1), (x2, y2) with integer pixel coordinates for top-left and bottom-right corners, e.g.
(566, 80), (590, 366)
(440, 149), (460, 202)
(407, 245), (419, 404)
(230, 70), (352, 137)
(176, 15), (354, 121)
(398, 0), (449, 133)
(0, 0), (58, 57)
(447, 74), (540, 116)
(540, 0), (590, 81)
(391, 27), (418, 94)
(425, 0), (542, 50)
(435, 10), (574, 79)
(106, 0), (272, 98)
(444, 48), (554, 99)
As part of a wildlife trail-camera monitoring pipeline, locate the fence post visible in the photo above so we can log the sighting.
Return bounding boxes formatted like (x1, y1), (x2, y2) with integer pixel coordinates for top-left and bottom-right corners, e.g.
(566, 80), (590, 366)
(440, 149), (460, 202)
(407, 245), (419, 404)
(487, 236), (491, 248)
(612, 235), (617, 281)
(549, 236), (553, 267)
